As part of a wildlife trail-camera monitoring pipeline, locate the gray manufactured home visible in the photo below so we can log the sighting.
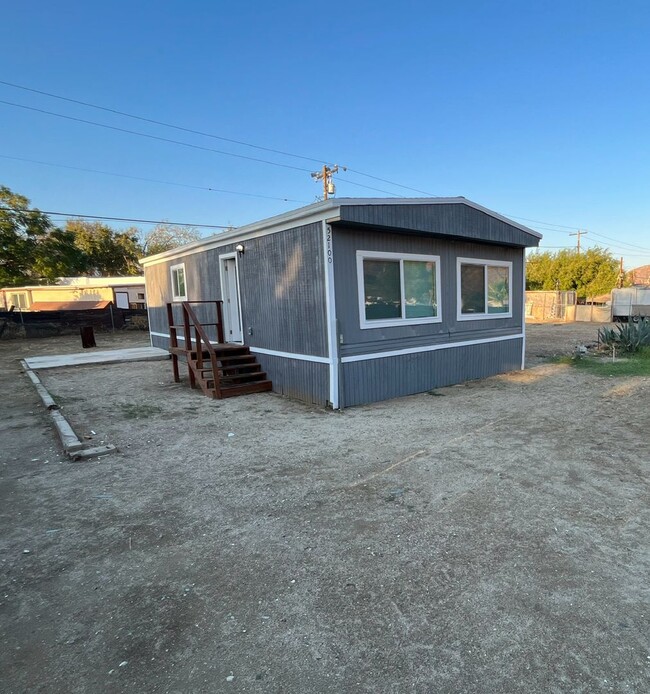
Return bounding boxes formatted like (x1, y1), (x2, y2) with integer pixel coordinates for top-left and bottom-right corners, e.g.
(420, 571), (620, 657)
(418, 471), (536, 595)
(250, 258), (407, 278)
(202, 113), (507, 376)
(141, 197), (541, 408)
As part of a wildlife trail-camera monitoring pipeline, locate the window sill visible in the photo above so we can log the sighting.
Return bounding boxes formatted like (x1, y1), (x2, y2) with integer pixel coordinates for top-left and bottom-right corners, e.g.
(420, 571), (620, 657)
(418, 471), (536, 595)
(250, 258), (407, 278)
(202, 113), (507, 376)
(360, 316), (442, 329)
(457, 312), (512, 321)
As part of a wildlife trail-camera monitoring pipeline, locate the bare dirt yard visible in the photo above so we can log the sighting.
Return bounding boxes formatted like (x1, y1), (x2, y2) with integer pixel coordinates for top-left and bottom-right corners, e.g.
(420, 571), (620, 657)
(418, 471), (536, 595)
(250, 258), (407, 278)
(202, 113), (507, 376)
(1, 324), (648, 693)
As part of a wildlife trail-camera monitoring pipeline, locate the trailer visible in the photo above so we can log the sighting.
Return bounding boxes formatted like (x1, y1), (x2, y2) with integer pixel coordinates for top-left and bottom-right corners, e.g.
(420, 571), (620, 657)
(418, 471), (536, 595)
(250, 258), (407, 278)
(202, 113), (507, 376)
(611, 287), (650, 321)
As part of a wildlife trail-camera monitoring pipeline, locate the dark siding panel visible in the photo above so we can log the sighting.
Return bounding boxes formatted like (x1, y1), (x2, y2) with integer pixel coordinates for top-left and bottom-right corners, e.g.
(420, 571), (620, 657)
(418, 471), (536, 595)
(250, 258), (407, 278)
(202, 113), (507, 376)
(253, 352), (329, 406)
(339, 203), (538, 247)
(144, 222), (327, 357)
(332, 226), (523, 354)
(341, 338), (522, 407)
(239, 223), (327, 357)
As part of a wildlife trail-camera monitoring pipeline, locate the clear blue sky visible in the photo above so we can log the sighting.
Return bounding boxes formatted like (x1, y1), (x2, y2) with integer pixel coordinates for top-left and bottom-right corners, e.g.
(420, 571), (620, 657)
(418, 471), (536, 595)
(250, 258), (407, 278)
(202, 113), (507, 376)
(1, 1), (649, 268)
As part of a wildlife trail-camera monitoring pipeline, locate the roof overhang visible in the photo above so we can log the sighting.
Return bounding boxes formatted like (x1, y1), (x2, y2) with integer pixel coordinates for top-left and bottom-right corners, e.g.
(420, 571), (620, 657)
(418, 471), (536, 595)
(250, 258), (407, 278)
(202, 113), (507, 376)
(139, 197), (542, 267)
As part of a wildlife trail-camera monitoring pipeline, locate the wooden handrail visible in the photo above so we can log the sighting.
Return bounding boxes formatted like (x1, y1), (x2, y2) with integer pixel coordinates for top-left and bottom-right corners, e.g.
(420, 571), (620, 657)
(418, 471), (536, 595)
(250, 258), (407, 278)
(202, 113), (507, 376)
(181, 302), (222, 397)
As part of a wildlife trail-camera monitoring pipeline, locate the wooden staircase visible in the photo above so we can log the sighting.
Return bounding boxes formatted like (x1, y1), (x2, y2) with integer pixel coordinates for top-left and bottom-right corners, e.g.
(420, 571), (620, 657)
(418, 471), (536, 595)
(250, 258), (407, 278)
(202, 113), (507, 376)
(166, 300), (272, 399)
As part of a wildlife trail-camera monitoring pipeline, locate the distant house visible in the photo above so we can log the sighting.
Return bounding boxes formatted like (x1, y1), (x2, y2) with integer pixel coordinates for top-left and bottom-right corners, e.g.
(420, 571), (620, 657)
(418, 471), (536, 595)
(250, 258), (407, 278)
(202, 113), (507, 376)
(141, 198), (541, 408)
(629, 264), (650, 286)
(0, 276), (146, 312)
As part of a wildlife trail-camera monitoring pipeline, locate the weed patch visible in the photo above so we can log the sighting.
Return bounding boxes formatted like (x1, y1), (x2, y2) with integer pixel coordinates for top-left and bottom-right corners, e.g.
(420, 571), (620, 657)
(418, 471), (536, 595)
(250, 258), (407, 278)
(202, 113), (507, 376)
(553, 348), (650, 377)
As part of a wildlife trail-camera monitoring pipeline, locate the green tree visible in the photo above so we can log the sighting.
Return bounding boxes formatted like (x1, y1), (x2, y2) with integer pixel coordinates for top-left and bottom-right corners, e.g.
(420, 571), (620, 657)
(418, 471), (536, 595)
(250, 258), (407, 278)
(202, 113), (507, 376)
(140, 223), (202, 257)
(66, 220), (142, 276)
(0, 186), (85, 286)
(526, 247), (619, 300)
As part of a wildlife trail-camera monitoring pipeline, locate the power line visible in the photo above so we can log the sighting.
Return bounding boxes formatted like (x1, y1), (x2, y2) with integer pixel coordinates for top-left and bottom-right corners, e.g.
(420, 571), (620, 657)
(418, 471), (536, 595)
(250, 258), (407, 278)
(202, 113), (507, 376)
(0, 80), (437, 197)
(0, 99), (315, 174)
(3, 82), (649, 242)
(0, 205), (230, 229)
(0, 99), (411, 197)
(0, 153), (309, 204)
(585, 229), (650, 252)
(0, 79), (331, 166)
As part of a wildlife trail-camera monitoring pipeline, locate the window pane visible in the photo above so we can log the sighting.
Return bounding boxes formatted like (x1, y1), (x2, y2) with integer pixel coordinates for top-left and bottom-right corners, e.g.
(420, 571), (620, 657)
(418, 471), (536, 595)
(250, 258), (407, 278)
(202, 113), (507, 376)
(363, 259), (401, 320)
(487, 266), (509, 313)
(174, 268), (186, 298)
(460, 264), (485, 314)
(404, 260), (437, 318)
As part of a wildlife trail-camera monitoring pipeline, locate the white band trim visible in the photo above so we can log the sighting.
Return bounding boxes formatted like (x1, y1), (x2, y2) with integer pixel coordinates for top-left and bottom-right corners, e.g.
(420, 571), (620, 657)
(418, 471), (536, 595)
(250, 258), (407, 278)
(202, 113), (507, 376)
(250, 346), (329, 364)
(341, 333), (524, 363)
(322, 221), (340, 409)
(151, 331), (329, 364)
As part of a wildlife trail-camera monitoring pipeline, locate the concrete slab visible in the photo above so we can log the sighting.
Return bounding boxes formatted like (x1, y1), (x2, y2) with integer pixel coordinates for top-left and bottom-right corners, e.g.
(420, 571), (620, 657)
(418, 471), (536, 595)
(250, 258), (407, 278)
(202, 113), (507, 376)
(23, 347), (169, 370)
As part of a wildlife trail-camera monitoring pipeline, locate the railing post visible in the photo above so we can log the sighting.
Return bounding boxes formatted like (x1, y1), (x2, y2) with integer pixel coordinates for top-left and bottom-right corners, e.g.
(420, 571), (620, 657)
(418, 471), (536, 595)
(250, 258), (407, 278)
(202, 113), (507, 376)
(182, 303), (196, 389)
(166, 302), (180, 382)
(216, 301), (225, 343)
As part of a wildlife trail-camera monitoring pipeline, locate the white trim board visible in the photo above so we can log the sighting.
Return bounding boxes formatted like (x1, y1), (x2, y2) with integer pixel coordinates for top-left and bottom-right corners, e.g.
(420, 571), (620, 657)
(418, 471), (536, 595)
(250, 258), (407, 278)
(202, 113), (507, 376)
(149, 332), (329, 365)
(322, 221), (340, 408)
(250, 346), (330, 365)
(341, 333), (524, 363)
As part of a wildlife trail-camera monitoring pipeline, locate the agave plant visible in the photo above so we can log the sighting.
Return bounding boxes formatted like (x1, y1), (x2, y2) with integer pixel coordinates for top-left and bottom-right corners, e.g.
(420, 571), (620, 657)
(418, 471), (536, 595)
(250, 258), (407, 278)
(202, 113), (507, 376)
(598, 318), (650, 352)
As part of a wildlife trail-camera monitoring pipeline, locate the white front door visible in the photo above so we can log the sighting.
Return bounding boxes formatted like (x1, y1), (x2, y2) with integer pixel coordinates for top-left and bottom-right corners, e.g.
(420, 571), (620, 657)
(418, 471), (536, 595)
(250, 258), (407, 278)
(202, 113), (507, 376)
(221, 256), (242, 342)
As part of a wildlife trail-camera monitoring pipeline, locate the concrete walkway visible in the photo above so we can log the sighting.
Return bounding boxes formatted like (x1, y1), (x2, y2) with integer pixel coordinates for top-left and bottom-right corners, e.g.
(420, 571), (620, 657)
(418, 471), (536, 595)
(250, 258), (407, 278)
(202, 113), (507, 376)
(23, 346), (169, 370)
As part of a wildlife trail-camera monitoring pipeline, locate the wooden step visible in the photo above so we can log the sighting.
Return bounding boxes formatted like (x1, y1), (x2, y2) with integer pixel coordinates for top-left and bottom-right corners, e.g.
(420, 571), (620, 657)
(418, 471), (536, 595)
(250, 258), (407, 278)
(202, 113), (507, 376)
(218, 380), (273, 397)
(206, 372), (266, 387)
(193, 363), (262, 378)
(216, 354), (257, 365)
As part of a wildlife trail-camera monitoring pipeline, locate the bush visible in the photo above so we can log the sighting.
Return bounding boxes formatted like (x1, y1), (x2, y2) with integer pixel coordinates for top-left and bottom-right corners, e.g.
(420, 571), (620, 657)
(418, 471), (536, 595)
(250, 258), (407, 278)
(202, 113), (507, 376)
(599, 318), (650, 353)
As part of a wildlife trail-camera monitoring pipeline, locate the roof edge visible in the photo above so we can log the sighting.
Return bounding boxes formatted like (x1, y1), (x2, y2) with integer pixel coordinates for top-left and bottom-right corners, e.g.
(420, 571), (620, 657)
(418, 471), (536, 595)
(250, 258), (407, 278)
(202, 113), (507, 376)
(139, 197), (542, 267)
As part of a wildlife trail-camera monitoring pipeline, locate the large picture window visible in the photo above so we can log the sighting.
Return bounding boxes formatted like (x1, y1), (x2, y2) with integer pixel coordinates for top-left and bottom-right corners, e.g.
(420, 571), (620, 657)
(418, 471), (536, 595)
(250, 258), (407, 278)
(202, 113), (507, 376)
(170, 263), (187, 301)
(357, 251), (441, 328)
(457, 258), (512, 319)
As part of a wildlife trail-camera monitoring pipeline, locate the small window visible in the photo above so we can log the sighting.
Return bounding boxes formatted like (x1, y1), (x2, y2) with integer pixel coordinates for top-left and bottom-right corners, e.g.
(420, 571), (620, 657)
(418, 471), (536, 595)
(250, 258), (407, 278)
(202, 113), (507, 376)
(170, 263), (187, 301)
(357, 251), (441, 328)
(137, 292), (145, 300)
(457, 258), (512, 320)
(9, 292), (28, 309)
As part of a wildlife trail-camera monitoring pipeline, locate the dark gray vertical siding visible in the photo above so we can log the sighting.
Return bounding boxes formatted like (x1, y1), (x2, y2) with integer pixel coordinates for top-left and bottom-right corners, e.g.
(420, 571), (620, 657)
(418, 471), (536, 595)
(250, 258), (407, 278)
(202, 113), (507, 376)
(341, 338), (523, 407)
(237, 223), (327, 357)
(253, 352), (329, 405)
(145, 249), (223, 343)
(332, 225), (523, 357)
(144, 222), (327, 356)
(339, 203), (538, 247)
(144, 222), (329, 406)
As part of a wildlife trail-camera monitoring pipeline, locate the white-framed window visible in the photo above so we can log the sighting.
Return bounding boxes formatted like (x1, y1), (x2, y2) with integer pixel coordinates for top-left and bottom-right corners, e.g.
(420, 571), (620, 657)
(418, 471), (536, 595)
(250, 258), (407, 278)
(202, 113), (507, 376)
(170, 263), (187, 301)
(457, 258), (512, 320)
(356, 250), (442, 329)
(9, 292), (29, 309)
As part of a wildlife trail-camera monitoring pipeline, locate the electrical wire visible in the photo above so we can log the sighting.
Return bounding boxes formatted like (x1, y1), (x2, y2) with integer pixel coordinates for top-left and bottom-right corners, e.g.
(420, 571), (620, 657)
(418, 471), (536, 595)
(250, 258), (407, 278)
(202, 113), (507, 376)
(0, 79), (332, 166)
(0, 99), (413, 197)
(2, 82), (649, 248)
(0, 205), (230, 229)
(0, 99), (315, 174)
(0, 154), (309, 204)
(0, 80), (438, 196)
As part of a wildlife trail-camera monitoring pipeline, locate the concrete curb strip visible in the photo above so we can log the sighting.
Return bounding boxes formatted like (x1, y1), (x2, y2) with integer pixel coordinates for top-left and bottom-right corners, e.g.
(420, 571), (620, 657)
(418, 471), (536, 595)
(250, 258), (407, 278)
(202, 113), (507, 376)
(20, 360), (117, 460)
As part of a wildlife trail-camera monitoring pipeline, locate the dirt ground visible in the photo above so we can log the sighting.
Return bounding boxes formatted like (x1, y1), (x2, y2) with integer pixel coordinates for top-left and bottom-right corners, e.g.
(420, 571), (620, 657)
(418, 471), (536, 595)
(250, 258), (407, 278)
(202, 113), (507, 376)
(1, 324), (648, 693)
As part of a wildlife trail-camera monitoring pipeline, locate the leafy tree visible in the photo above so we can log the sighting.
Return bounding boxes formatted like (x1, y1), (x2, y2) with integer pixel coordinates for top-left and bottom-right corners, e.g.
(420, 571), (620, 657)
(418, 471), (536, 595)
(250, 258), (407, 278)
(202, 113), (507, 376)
(0, 186), (85, 286)
(526, 247), (620, 300)
(32, 227), (87, 282)
(140, 223), (202, 256)
(65, 220), (142, 276)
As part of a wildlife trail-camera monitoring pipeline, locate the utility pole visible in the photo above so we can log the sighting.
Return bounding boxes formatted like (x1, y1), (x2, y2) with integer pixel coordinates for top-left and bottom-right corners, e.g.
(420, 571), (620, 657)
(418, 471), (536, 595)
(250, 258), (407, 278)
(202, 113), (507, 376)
(617, 256), (625, 288)
(569, 229), (588, 254)
(311, 164), (346, 200)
